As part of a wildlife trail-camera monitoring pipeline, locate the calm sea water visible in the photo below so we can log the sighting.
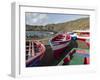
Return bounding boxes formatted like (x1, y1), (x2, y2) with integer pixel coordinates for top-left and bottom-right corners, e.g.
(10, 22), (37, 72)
(26, 31), (54, 38)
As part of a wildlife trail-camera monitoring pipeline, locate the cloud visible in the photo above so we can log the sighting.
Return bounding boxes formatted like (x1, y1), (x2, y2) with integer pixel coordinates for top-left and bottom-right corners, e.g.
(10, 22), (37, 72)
(39, 14), (47, 19)
(26, 13), (89, 25)
(32, 18), (38, 23)
(26, 13), (48, 25)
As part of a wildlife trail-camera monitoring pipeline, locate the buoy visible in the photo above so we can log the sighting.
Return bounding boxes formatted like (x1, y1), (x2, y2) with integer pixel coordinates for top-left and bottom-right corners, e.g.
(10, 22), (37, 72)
(63, 56), (70, 65)
(84, 57), (90, 64)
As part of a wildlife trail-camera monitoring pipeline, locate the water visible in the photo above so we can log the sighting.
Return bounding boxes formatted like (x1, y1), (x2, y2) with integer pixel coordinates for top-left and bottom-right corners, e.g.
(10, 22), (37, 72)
(26, 31), (54, 39)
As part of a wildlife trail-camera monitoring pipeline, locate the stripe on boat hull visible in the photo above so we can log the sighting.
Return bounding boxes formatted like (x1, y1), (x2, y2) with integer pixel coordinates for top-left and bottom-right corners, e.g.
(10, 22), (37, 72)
(51, 42), (70, 50)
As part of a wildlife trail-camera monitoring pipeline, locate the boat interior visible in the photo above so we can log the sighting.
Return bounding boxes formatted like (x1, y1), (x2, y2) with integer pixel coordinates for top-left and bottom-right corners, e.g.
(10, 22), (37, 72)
(52, 34), (71, 42)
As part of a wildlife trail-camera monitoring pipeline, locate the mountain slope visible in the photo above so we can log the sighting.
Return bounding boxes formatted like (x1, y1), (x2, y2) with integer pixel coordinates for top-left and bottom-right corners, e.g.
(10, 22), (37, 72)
(26, 17), (89, 32)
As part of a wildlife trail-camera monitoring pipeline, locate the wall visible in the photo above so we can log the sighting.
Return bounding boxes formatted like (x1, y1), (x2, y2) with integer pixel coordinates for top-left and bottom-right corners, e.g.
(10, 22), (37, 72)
(0, 0), (99, 80)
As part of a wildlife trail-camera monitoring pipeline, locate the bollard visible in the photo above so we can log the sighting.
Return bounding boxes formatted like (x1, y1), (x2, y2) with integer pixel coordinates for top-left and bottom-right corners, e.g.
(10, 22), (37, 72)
(84, 57), (90, 64)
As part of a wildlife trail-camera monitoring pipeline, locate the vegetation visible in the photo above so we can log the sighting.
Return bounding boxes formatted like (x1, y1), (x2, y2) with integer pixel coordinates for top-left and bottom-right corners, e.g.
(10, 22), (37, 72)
(26, 17), (89, 32)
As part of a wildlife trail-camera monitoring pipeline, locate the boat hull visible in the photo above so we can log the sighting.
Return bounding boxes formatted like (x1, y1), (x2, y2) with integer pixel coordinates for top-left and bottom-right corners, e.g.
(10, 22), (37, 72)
(49, 33), (71, 59)
(26, 40), (46, 67)
(50, 40), (70, 59)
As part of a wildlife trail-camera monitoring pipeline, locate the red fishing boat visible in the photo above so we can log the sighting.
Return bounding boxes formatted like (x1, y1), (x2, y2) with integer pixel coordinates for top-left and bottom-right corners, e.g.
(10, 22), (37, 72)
(49, 32), (71, 59)
(26, 40), (46, 67)
(73, 30), (90, 47)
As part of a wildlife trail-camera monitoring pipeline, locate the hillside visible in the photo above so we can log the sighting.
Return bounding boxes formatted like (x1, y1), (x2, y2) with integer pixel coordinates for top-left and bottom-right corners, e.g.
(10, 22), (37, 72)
(26, 17), (89, 32)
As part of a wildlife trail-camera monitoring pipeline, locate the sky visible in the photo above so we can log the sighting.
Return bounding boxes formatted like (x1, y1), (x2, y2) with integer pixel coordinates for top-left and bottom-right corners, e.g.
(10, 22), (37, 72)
(25, 12), (89, 25)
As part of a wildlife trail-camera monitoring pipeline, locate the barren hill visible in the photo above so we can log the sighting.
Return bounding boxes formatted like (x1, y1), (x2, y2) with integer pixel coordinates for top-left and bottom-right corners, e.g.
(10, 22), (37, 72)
(26, 17), (89, 32)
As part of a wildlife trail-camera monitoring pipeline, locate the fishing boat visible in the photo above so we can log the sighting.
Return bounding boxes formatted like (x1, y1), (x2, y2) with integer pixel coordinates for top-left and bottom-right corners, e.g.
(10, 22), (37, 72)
(26, 40), (46, 67)
(73, 30), (90, 47)
(49, 32), (71, 59)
